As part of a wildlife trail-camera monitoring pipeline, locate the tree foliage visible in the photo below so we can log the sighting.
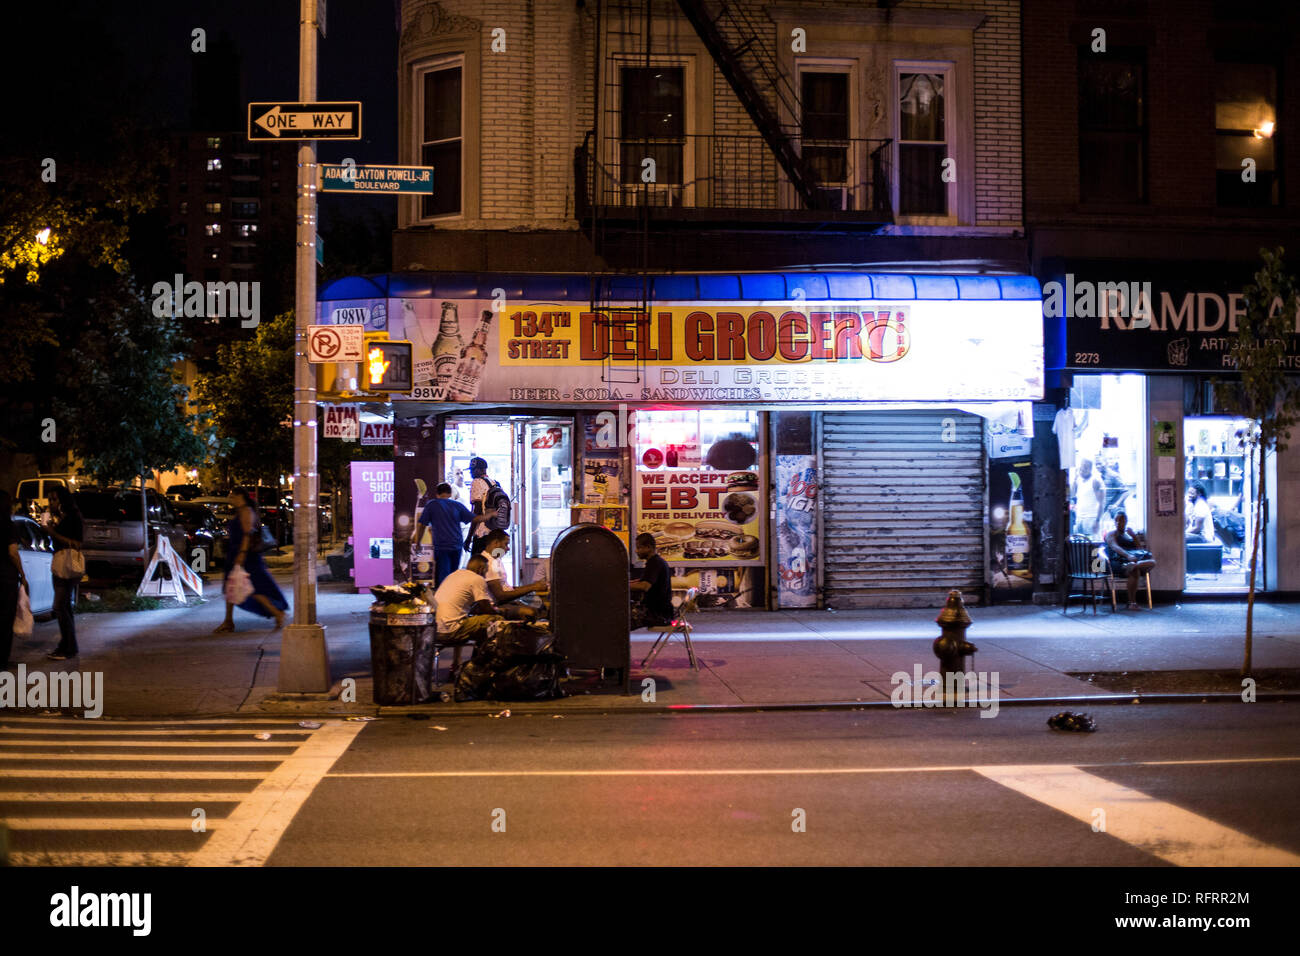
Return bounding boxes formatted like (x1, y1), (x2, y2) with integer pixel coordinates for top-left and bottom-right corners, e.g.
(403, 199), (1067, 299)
(53, 278), (214, 486)
(192, 311), (296, 486)
(1213, 246), (1300, 675)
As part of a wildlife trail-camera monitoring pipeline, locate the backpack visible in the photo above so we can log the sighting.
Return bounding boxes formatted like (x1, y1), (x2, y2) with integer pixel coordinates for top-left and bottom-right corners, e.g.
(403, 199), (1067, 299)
(483, 479), (511, 531)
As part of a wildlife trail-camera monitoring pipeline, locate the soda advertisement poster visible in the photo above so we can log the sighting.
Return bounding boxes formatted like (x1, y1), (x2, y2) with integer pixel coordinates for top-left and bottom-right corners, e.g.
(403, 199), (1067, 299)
(989, 456), (1034, 600)
(635, 468), (763, 565)
(318, 296), (1042, 404)
(775, 455), (818, 607)
(392, 425), (439, 584)
(350, 462), (395, 589)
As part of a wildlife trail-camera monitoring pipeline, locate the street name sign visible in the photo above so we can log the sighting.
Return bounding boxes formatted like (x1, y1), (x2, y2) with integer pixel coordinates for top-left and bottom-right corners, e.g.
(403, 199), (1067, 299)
(247, 101), (362, 140)
(320, 164), (434, 194)
(308, 323), (365, 363)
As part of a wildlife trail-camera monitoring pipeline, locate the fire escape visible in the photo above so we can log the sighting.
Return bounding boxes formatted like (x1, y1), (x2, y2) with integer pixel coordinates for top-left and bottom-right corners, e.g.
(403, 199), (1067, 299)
(578, 0), (895, 388)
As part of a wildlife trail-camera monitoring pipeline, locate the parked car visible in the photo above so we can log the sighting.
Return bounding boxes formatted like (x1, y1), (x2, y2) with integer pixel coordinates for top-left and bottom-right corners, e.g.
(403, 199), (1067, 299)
(171, 501), (227, 573)
(165, 483), (205, 502)
(75, 488), (191, 581)
(14, 474), (83, 521)
(11, 515), (58, 620)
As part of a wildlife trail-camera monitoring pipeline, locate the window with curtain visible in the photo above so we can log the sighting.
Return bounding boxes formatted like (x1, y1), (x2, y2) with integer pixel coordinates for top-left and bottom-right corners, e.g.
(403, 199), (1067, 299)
(1215, 61), (1278, 207)
(897, 71), (949, 215)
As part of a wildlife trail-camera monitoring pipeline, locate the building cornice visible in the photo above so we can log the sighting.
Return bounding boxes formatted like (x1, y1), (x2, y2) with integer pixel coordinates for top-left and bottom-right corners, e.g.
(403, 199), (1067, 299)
(767, 5), (987, 32)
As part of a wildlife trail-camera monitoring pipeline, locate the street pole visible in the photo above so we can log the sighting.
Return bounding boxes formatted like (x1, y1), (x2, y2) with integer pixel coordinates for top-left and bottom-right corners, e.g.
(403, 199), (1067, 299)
(279, 0), (330, 693)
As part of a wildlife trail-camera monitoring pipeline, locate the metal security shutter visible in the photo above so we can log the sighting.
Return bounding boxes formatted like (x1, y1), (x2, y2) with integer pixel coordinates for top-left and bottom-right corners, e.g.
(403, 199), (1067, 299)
(822, 410), (984, 608)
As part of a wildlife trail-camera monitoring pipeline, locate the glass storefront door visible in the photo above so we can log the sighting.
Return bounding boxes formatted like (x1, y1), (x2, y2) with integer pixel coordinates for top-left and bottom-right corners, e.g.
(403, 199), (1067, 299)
(1183, 416), (1256, 590)
(1067, 374), (1148, 541)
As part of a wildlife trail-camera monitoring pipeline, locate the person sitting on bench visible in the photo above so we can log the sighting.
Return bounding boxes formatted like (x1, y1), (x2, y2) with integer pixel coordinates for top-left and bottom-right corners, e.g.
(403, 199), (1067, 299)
(629, 532), (674, 630)
(1105, 511), (1156, 610)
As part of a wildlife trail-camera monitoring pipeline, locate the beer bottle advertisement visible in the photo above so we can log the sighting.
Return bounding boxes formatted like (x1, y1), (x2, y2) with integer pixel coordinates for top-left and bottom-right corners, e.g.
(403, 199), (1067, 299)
(989, 455), (1034, 599)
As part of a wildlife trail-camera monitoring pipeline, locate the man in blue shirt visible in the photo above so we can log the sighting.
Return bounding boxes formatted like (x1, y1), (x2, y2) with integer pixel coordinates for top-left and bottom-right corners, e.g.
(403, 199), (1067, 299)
(414, 483), (495, 585)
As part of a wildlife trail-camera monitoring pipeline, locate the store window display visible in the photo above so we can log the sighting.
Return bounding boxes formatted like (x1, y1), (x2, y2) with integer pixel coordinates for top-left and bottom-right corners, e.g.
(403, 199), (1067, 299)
(1066, 375), (1147, 541)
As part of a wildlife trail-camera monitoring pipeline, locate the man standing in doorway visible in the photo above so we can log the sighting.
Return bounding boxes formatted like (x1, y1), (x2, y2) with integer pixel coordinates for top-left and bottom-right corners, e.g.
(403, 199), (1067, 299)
(468, 456), (511, 556)
(1071, 458), (1106, 537)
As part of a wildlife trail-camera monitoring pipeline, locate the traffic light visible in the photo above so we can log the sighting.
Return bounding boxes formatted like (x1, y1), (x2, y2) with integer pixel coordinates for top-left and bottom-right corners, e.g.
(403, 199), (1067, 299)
(362, 339), (413, 393)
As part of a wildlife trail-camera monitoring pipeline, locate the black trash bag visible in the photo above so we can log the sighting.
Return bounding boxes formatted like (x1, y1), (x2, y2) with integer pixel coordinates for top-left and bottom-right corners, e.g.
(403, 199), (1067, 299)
(1047, 711), (1097, 732)
(454, 621), (567, 702)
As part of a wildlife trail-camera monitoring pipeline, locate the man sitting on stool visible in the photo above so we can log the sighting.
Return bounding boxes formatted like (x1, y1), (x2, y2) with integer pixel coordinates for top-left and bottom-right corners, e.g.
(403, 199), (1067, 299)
(433, 554), (502, 677)
(1105, 511), (1156, 610)
(629, 532), (674, 630)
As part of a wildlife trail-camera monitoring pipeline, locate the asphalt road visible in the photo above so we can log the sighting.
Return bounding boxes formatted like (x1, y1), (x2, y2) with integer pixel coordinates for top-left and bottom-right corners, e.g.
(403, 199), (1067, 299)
(269, 702), (1300, 867)
(3, 703), (1297, 868)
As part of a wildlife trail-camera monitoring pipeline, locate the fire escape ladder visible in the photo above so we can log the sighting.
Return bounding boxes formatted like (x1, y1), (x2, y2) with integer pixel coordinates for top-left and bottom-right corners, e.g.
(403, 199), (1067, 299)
(673, 0), (821, 208)
(591, 274), (649, 387)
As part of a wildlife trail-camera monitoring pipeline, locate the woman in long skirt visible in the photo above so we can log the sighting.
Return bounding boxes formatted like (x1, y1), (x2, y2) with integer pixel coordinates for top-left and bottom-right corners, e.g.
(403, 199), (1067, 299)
(214, 488), (288, 632)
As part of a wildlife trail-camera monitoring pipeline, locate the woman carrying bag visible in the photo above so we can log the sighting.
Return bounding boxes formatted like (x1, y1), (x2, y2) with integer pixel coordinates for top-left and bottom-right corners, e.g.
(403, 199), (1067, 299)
(46, 486), (84, 660)
(214, 488), (288, 633)
(1, 490), (29, 668)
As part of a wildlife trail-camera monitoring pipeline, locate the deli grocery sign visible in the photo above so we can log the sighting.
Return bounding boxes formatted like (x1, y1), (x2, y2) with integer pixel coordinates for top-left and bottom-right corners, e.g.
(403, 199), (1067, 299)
(318, 296), (1043, 404)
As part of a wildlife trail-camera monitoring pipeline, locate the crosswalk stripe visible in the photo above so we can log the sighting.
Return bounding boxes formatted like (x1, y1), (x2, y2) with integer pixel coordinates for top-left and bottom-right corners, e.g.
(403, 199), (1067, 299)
(190, 720), (366, 866)
(0, 729), (311, 737)
(0, 792), (249, 802)
(0, 753), (287, 762)
(8, 851), (193, 866)
(0, 740), (300, 749)
(973, 764), (1300, 867)
(4, 817), (220, 830)
(0, 769), (268, 779)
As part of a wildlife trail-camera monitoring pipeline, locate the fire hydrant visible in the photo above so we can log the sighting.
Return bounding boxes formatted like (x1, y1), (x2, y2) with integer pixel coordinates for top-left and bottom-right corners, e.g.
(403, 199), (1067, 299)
(934, 590), (977, 696)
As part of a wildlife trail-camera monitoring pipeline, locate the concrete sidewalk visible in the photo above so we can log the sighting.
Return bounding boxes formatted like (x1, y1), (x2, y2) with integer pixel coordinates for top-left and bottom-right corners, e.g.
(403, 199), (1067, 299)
(6, 566), (1299, 718)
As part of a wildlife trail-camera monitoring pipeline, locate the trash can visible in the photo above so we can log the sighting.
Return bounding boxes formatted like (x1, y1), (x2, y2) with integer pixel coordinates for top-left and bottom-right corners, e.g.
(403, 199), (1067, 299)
(368, 601), (437, 705)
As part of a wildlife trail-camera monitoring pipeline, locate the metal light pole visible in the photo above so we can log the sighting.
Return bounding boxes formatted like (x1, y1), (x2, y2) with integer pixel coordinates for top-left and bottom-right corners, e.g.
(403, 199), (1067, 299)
(279, 0), (330, 692)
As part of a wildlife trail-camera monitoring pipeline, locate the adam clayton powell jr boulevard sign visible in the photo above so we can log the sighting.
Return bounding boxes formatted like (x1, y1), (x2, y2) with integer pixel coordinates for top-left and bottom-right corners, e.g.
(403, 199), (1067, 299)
(247, 101), (362, 140)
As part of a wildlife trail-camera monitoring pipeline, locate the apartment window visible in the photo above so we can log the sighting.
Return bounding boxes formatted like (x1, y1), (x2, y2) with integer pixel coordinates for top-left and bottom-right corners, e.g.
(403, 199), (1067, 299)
(205, 247), (220, 261)
(178, 201), (188, 215)
(420, 61), (463, 217)
(206, 136), (222, 149)
(800, 70), (851, 208)
(232, 201), (259, 218)
(234, 157), (261, 175)
(178, 180), (188, 193)
(237, 223), (259, 238)
(176, 224), (187, 237)
(1216, 61), (1279, 206)
(271, 180), (280, 192)
(205, 223), (221, 236)
(231, 246), (255, 264)
(207, 158), (222, 172)
(897, 69), (951, 216)
(619, 67), (685, 186)
(204, 201), (221, 214)
(271, 156), (281, 171)
(1078, 49), (1147, 203)
(205, 180), (222, 193)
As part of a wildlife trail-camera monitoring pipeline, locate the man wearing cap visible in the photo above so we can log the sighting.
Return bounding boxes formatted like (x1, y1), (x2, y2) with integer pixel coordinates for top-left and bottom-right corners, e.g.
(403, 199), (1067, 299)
(468, 456), (511, 556)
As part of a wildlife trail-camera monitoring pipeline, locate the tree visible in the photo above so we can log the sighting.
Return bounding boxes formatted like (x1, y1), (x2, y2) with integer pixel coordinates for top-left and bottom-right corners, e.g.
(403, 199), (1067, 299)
(192, 311), (296, 486)
(1214, 247), (1300, 676)
(53, 277), (216, 552)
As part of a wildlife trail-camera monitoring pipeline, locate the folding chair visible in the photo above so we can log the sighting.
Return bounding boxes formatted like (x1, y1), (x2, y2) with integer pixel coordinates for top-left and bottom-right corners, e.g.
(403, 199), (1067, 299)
(1063, 535), (1109, 614)
(641, 588), (699, 671)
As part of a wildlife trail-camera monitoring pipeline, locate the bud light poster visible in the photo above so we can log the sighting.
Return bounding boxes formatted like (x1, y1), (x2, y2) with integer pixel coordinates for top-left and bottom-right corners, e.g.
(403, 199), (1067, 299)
(989, 456), (1034, 600)
(775, 455), (818, 607)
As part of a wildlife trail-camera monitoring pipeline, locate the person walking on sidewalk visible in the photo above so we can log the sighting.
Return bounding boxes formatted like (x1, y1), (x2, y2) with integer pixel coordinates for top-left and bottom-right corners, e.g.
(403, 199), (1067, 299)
(214, 488), (288, 632)
(45, 487), (83, 660)
(0, 491), (27, 668)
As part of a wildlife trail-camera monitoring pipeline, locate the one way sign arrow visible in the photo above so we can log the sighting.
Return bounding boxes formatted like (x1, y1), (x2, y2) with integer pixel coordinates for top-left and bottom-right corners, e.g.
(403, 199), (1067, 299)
(247, 101), (362, 140)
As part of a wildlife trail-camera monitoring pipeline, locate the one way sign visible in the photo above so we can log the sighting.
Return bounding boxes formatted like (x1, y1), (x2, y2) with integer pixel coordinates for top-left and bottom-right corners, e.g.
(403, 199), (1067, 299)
(247, 101), (362, 140)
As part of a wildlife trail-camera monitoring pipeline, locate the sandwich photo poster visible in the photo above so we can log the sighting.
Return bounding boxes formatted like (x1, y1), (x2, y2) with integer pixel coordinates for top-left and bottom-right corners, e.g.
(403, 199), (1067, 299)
(634, 468), (764, 565)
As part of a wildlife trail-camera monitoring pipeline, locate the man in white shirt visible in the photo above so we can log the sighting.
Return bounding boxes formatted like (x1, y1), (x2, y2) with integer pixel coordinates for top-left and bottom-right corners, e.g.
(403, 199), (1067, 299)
(433, 555), (502, 674)
(1185, 484), (1215, 543)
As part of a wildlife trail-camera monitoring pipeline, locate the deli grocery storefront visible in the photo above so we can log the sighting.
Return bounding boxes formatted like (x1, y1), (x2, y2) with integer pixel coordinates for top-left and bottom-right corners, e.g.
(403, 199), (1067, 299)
(318, 271), (1045, 609)
(1042, 258), (1300, 597)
